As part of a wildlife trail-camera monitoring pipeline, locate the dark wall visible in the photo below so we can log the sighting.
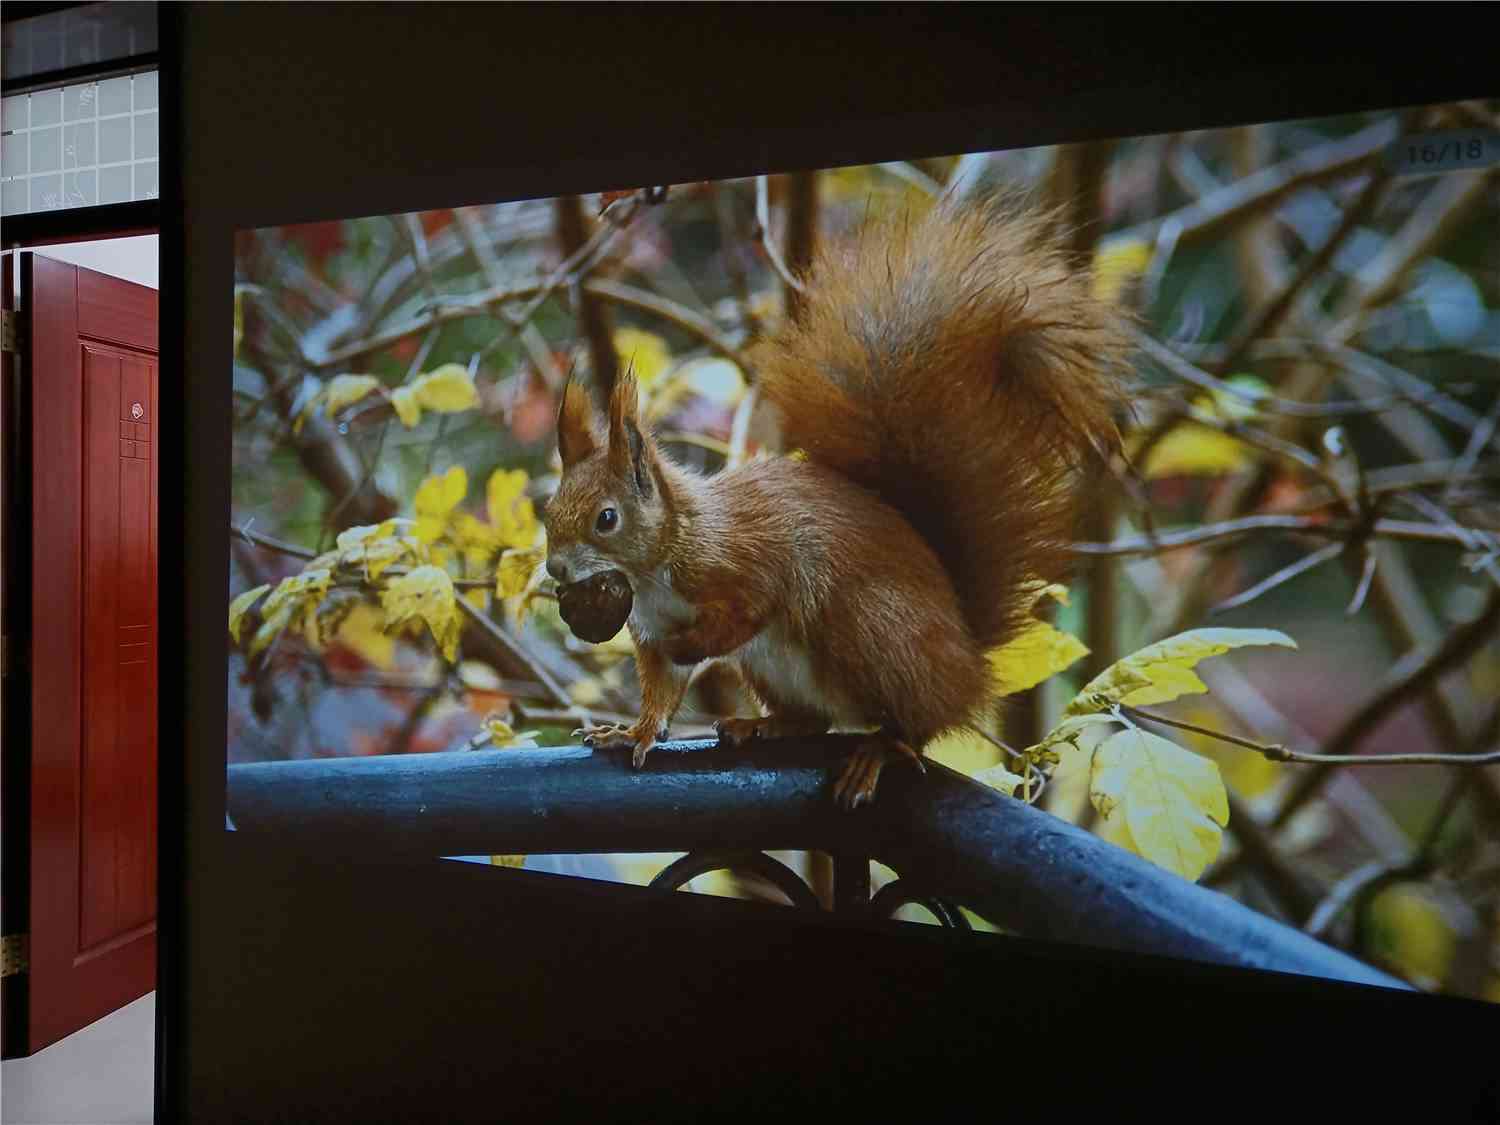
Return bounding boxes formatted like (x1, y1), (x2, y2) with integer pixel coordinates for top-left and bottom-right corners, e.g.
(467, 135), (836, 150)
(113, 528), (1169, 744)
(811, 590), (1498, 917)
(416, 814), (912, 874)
(166, 6), (1499, 1121)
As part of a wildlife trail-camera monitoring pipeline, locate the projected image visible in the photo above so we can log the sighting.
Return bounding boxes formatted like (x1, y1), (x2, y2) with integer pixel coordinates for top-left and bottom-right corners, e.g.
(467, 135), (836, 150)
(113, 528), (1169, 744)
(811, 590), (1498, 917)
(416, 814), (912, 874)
(228, 100), (1500, 1002)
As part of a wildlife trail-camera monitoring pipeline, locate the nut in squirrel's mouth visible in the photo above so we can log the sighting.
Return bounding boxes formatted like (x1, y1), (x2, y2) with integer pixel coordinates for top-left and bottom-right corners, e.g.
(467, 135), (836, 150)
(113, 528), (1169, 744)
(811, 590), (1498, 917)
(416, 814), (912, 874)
(556, 569), (635, 644)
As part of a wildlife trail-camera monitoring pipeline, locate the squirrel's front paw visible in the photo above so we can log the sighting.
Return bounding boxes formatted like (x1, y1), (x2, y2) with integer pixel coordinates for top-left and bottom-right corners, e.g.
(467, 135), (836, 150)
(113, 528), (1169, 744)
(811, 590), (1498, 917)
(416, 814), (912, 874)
(574, 722), (658, 769)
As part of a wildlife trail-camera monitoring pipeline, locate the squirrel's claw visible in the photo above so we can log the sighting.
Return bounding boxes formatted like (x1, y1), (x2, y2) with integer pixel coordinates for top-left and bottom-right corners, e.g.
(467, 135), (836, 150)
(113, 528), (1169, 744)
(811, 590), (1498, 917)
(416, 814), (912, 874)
(577, 721), (656, 768)
(833, 738), (925, 810)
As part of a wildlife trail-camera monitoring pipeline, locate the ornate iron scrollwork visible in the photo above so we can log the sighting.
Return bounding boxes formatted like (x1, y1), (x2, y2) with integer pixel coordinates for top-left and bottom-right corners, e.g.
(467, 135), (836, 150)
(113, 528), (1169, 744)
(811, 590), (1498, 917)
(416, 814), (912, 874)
(648, 849), (822, 911)
(868, 879), (972, 930)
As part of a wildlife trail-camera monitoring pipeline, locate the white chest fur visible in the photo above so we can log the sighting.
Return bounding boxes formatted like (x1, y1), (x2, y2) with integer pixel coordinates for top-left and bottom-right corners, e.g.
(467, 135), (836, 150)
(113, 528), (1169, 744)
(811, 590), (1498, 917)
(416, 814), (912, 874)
(732, 623), (862, 728)
(626, 568), (697, 643)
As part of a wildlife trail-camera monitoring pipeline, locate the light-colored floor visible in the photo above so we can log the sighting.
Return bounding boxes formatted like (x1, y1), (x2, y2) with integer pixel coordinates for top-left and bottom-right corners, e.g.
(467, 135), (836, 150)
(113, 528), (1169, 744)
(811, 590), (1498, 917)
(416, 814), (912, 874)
(1, 993), (153, 1125)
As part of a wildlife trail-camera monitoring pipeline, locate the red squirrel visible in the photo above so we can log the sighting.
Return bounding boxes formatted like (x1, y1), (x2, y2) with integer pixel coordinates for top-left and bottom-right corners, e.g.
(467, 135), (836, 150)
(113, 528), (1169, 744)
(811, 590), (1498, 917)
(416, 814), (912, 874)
(543, 197), (1132, 807)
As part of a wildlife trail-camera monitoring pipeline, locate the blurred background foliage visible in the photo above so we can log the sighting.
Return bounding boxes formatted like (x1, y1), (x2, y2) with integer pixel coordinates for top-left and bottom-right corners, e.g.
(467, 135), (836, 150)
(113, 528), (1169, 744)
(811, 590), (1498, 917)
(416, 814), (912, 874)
(230, 99), (1500, 1000)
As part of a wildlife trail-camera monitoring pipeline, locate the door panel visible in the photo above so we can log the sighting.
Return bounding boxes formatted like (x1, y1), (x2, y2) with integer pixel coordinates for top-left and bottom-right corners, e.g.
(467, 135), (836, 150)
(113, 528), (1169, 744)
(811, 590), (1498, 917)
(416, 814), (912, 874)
(24, 254), (158, 1053)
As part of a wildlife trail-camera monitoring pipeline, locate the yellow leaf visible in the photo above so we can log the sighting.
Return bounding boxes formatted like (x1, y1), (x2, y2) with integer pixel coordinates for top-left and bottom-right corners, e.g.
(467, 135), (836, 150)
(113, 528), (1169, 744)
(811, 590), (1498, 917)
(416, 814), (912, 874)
(496, 546), (543, 599)
(971, 764), (1027, 797)
(335, 603), (395, 669)
(381, 564), (462, 663)
(260, 568), (332, 622)
(1025, 581), (1070, 609)
(987, 619), (1089, 696)
(390, 384), (422, 428)
(925, 729), (1003, 777)
(1090, 727), (1229, 882)
(228, 584), (271, 644)
(413, 466), (468, 543)
(335, 523), (380, 553)
(614, 327), (672, 389)
(1065, 628), (1297, 716)
(1092, 238), (1152, 302)
(336, 522), (425, 580)
(367, 537), (426, 581)
(487, 469), (537, 549)
(484, 716), (518, 744)
(452, 513), (502, 555)
(324, 373), (381, 416)
(1140, 423), (1252, 479)
(414, 363), (480, 413)
(248, 604), (294, 659)
(1366, 884), (1455, 990)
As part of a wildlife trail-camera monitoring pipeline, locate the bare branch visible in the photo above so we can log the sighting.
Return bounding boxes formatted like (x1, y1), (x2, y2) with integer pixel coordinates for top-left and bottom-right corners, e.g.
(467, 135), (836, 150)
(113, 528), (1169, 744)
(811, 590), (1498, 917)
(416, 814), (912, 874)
(314, 273), (752, 378)
(1214, 165), (1393, 374)
(455, 596), (571, 708)
(1071, 514), (1497, 558)
(1124, 703), (1500, 768)
(1116, 118), (1399, 249)
(232, 522), (315, 560)
(754, 175), (808, 298)
(1133, 329), (1434, 419)
(1270, 585), (1500, 828)
(1209, 541), (1345, 615)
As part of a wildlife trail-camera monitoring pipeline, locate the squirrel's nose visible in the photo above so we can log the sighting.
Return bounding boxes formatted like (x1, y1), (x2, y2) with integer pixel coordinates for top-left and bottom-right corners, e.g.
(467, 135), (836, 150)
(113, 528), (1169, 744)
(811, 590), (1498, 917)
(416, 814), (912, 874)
(546, 556), (571, 584)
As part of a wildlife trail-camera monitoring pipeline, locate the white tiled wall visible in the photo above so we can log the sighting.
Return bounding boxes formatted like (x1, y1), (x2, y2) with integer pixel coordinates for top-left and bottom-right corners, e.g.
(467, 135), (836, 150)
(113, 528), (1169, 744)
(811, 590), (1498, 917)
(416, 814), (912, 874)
(0, 70), (159, 216)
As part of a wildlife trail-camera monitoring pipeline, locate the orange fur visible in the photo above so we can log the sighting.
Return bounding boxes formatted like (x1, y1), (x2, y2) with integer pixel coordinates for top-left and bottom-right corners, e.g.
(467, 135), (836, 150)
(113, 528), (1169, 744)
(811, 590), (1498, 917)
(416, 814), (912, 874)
(545, 197), (1132, 780)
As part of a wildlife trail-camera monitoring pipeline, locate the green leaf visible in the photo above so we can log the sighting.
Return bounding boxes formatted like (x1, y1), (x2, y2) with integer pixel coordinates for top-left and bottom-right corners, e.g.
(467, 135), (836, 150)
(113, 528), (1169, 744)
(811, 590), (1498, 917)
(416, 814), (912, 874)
(1090, 727), (1229, 882)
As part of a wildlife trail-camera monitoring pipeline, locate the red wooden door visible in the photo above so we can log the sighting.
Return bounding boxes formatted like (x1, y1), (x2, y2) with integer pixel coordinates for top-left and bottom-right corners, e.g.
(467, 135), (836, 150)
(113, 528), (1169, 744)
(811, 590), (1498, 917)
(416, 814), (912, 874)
(25, 254), (158, 1053)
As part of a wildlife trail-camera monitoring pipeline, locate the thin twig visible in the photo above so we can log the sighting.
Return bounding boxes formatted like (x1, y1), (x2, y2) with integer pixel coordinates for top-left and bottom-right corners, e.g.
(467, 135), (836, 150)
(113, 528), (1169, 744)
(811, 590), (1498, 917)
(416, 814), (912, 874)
(1114, 118), (1399, 249)
(1214, 164), (1393, 375)
(233, 522), (316, 560)
(1446, 392), (1500, 505)
(1071, 514), (1496, 557)
(1123, 703), (1500, 768)
(1134, 330), (1434, 420)
(316, 274), (751, 377)
(1209, 541), (1345, 615)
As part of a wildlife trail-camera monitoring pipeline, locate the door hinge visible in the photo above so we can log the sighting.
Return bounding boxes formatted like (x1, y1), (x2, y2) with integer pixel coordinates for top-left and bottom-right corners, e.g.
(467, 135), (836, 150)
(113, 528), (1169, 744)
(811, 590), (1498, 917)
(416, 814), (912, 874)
(0, 310), (17, 354)
(1, 934), (28, 978)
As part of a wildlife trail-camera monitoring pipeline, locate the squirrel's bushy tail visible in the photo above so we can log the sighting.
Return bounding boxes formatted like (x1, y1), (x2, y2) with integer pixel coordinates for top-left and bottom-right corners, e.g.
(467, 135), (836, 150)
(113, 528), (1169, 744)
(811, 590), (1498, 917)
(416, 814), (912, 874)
(754, 196), (1132, 652)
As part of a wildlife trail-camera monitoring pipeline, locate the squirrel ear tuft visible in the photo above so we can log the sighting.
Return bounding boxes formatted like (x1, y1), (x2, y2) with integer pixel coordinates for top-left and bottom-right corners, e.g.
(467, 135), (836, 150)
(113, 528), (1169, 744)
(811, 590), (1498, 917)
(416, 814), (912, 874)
(608, 366), (653, 497)
(557, 375), (602, 467)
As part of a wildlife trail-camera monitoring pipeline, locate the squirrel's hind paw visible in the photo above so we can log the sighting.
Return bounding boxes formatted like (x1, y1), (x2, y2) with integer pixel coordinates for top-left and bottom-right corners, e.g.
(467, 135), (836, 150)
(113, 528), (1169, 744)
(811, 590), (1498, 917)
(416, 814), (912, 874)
(832, 738), (925, 810)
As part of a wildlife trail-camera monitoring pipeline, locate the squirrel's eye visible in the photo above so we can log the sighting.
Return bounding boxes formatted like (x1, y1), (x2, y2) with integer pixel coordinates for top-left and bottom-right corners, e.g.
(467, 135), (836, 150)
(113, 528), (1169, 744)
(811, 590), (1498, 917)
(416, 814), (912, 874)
(595, 507), (619, 534)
